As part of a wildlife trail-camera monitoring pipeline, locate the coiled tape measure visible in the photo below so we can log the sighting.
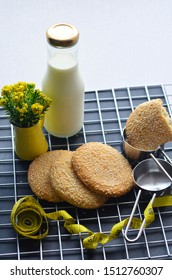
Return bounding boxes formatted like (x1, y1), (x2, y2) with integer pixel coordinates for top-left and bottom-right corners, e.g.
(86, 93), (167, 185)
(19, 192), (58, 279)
(10, 195), (172, 249)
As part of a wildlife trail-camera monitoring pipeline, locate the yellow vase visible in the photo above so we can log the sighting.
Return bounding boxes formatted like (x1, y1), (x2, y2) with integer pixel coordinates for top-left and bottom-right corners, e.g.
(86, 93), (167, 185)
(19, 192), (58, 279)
(13, 122), (48, 161)
(38, 115), (45, 128)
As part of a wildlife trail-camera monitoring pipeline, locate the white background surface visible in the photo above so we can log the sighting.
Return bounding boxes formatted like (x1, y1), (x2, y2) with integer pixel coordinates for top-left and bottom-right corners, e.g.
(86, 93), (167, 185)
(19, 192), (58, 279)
(0, 0), (172, 91)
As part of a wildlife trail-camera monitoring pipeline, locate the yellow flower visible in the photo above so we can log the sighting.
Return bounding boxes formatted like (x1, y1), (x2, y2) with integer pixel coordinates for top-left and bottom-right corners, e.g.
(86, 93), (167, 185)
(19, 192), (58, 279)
(0, 81), (52, 127)
(1, 85), (13, 96)
(20, 108), (26, 114)
(23, 103), (28, 109)
(16, 106), (20, 112)
(27, 82), (35, 88)
(19, 92), (25, 100)
(13, 95), (19, 103)
(0, 98), (7, 106)
(39, 93), (46, 99)
(31, 103), (43, 115)
(14, 82), (28, 92)
(45, 97), (52, 107)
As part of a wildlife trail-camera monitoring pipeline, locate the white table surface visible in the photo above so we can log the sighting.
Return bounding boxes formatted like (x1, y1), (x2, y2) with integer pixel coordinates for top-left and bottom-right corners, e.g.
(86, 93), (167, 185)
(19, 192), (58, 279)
(0, 0), (172, 94)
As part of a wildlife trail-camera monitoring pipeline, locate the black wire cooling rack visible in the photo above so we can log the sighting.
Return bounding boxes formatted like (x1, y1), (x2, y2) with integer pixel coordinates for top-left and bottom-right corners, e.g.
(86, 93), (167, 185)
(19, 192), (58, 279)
(1, 84), (172, 260)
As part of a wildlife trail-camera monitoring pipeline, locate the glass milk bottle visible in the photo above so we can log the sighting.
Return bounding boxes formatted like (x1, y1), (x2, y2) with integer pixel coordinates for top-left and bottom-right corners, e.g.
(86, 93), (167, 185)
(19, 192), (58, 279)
(42, 23), (84, 137)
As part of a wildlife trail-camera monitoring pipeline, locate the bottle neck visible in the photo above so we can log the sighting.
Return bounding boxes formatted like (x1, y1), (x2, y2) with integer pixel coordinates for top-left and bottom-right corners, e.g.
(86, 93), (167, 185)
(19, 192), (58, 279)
(47, 42), (79, 67)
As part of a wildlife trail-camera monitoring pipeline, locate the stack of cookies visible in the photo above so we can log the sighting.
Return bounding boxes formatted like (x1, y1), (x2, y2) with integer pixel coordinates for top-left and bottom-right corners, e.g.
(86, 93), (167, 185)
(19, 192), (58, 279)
(28, 142), (134, 209)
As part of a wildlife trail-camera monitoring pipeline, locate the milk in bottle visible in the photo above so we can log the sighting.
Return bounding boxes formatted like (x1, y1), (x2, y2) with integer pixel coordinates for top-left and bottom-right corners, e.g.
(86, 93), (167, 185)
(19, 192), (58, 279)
(42, 23), (84, 137)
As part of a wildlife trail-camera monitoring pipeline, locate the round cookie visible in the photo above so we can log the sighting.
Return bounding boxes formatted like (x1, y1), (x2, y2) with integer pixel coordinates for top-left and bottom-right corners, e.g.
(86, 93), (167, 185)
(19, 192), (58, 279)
(126, 99), (172, 151)
(50, 150), (107, 208)
(28, 150), (63, 202)
(72, 142), (134, 197)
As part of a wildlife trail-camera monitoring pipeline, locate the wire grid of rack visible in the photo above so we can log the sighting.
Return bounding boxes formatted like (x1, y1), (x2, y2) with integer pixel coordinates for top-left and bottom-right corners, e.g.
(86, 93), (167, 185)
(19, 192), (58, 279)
(1, 84), (172, 260)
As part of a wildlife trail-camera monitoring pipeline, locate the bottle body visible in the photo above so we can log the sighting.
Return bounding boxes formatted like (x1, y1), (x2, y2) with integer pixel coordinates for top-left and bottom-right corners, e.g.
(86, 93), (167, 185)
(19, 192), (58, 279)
(42, 23), (84, 138)
(42, 50), (84, 137)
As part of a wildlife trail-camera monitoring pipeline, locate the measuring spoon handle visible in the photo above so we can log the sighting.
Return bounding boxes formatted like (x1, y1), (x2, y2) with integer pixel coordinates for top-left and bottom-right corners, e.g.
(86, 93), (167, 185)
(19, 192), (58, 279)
(124, 191), (157, 242)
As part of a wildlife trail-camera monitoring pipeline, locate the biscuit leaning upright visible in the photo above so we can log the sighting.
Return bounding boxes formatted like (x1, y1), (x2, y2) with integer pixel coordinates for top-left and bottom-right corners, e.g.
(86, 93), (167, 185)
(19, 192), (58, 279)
(28, 150), (63, 203)
(126, 98), (172, 151)
(50, 150), (107, 208)
(72, 142), (134, 197)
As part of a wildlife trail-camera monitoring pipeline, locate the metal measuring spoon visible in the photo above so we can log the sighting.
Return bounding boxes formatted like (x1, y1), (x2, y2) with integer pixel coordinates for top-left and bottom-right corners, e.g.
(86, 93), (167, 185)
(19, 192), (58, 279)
(124, 158), (172, 242)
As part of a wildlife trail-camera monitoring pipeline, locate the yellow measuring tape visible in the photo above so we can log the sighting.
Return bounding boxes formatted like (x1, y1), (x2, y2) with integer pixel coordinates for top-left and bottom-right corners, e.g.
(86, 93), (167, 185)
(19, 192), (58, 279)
(10, 195), (172, 249)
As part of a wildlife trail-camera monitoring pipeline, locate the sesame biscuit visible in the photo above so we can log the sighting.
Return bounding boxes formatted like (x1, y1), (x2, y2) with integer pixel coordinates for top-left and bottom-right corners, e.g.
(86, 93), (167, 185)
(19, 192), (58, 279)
(126, 99), (172, 151)
(72, 142), (134, 197)
(28, 150), (63, 202)
(50, 150), (107, 208)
